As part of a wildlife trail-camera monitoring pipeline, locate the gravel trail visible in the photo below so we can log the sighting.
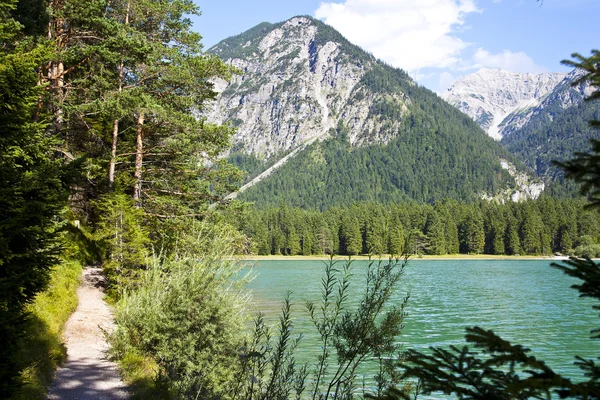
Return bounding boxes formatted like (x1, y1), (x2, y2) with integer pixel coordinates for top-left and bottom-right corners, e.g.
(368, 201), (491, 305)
(47, 266), (129, 400)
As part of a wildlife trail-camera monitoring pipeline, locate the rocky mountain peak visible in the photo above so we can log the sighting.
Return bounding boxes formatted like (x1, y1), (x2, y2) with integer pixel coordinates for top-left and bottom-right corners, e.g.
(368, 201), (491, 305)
(206, 18), (538, 205)
(206, 16), (411, 160)
(441, 68), (567, 140)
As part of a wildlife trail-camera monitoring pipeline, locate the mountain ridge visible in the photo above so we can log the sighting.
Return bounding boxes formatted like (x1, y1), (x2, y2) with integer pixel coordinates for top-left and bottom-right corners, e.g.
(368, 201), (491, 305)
(206, 16), (542, 208)
(441, 68), (567, 140)
(207, 15), (414, 160)
(443, 67), (598, 191)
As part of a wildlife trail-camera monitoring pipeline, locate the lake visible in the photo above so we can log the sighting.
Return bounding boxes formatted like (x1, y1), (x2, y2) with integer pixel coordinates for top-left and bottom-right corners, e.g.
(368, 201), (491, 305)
(243, 258), (597, 398)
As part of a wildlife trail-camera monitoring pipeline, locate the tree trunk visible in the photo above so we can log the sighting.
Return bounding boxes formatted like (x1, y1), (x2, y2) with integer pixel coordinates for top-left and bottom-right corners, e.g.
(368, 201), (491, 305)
(55, 60), (64, 135)
(108, 118), (119, 186)
(133, 112), (145, 205)
(108, 1), (130, 189)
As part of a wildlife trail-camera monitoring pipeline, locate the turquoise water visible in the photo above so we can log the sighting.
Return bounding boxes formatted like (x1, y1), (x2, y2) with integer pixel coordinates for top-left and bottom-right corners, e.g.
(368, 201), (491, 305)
(242, 259), (598, 398)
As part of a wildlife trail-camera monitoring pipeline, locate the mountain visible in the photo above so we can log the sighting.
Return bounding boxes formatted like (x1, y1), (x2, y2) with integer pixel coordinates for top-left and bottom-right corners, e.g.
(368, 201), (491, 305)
(441, 68), (567, 140)
(206, 16), (541, 208)
(498, 69), (594, 138)
(208, 16), (411, 160)
(442, 68), (599, 191)
(499, 70), (599, 186)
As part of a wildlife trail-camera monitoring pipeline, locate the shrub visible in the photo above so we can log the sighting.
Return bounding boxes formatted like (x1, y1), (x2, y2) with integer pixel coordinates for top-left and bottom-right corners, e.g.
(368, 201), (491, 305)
(109, 249), (251, 398)
(231, 256), (411, 400)
(92, 194), (149, 294)
(572, 244), (600, 258)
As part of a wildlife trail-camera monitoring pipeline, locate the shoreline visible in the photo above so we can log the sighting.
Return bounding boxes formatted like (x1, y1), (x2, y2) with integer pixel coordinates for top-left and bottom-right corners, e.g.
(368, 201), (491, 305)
(234, 254), (569, 262)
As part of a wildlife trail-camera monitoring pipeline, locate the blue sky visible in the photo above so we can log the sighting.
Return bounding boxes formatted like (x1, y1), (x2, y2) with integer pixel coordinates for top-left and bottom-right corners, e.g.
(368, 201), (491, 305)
(192, 0), (599, 92)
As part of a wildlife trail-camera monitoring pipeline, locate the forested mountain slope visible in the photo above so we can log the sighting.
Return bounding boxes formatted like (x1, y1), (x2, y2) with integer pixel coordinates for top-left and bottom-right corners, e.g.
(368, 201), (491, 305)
(443, 68), (599, 194)
(500, 70), (600, 188)
(207, 16), (538, 208)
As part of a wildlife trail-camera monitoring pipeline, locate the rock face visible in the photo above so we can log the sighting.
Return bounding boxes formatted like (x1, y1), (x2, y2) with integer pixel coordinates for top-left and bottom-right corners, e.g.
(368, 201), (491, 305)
(207, 16), (542, 204)
(498, 69), (594, 138)
(499, 69), (598, 181)
(441, 68), (567, 140)
(481, 160), (545, 203)
(443, 67), (597, 187)
(207, 16), (409, 160)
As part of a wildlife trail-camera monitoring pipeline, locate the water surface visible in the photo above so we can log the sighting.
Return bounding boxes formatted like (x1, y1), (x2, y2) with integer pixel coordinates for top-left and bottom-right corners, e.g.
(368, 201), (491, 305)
(243, 259), (597, 398)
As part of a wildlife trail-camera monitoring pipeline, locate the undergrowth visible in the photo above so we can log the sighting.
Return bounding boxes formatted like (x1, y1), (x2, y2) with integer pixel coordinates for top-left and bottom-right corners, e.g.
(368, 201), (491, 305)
(11, 260), (82, 400)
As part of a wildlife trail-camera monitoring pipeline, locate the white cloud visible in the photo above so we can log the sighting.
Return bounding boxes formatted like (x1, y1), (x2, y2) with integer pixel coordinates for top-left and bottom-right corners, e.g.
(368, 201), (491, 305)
(314, 0), (480, 73)
(472, 48), (546, 72)
(438, 71), (457, 92)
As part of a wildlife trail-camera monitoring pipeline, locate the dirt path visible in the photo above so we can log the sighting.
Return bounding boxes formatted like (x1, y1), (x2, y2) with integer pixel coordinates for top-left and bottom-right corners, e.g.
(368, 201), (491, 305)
(47, 266), (129, 400)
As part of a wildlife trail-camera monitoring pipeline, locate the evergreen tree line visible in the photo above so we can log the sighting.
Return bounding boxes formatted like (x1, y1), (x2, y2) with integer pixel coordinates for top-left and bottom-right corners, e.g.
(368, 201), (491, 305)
(231, 198), (600, 257)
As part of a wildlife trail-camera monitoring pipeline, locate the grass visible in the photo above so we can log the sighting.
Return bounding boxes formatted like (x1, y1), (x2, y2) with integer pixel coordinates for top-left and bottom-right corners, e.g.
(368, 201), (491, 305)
(116, 350), (168, 400)
(11, 260), (82, 400)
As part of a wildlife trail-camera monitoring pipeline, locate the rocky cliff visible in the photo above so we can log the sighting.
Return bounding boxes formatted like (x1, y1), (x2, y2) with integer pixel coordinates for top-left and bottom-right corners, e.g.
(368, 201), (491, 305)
(498, 69), (594, 138)
(206, 16), (542, 206)
(443, 67), (598, 191)
(207, 16), (410, 160)
(441, 68), (567, 140)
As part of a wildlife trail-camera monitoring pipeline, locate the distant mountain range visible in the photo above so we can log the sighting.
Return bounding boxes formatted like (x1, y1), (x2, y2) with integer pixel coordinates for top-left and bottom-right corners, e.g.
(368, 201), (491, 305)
(441, 69), (567, 140)
(206, 16), (546, 208)
(444, 68), (599, 186)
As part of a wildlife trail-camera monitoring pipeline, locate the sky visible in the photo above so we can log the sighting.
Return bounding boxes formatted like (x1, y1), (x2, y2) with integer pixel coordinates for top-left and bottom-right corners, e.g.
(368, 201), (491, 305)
(191, 0), (599, 92)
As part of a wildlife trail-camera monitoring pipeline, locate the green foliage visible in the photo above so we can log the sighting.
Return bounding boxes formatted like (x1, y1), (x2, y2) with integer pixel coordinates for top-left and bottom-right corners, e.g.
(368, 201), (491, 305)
(210, 18), (522, 209)
(228, 152), (266, 183)
(231, 296), (308, 400)
(501, 94), (599, 192)
(402, 327), (572, 400)
(2, 0), (243, 396)
(0, 2), (72, 394)
(305, 257), (409, 399)
(377, 52), (600, 399)
(93, 193), (149, 293)
(109, 250), (250, 399)
(229, 198), (599, 257)
(557, 139), (600, 209)
(231, 257), (410, 400)
(572, 242), (600, 258)
(11, 261), (82, 400)
(395, 256), (600, 400)
(240, 117), (518, 209)
(209, 21), (281, 60)
(563, 50), (600, 120)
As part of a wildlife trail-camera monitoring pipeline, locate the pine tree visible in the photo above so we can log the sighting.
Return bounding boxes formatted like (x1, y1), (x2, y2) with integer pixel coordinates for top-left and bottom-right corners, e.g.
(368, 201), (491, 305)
(520, 202), (547, 255)
(340, 212), (362, 255)
(388, 216), (406, 256)
(425, 211), (446, 255)
(460, 209), (485, 254)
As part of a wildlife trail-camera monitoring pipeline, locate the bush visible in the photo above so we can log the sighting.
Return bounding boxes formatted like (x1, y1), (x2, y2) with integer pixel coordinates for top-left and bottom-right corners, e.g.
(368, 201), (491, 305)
(93, 193), (149, 295)
(231, 257), (411, 400)
(108, 242), (251, 398)
(572, 244), (600, 258)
